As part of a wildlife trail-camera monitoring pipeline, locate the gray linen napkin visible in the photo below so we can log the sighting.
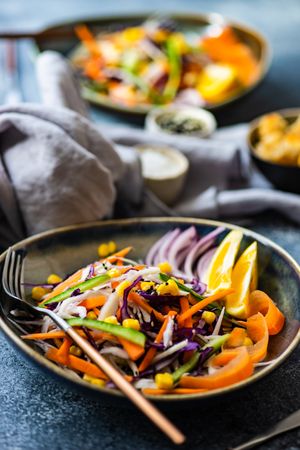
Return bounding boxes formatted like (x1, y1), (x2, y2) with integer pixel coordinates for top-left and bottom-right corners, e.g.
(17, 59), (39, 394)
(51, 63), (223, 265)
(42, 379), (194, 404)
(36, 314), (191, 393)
(0, 103), (124, 248)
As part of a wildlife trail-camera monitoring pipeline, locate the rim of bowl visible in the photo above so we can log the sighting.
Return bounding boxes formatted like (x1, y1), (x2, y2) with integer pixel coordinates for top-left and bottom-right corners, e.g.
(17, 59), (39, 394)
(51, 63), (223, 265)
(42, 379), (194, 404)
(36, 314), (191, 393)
(247, 108), (300, 169)
(0, 217), (299, 402)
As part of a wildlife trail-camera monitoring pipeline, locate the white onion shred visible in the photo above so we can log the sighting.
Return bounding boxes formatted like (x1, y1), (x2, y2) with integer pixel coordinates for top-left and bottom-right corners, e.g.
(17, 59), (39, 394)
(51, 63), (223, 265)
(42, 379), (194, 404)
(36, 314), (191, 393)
(163, 317), (174, 348)
(79, 265), (93, 283)
(128, 360), (139, 376)
(98, 291), (118, 320)
(100, 347), (129, 359)
(212, 306), (226, 336)
(134, 379), (156, 389)
(54, 293), (89, 319)
(152, 339), (188, 364)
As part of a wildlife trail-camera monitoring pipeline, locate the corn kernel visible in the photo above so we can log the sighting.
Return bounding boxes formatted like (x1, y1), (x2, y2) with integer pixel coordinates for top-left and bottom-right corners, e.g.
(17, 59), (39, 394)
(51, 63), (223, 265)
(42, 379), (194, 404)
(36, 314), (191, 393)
(158, 261), (173, 273)
(98, 243), (109, 258)
(107, 268), (121, 278)
(156, 279), (179, 296)
(31, 286), (47, 301)
(140, 281), (155, 291)
(116, 280), (131, 297)
(83, 374), (106, 387)
(155, 373), (174, 390)
(104, 315), (119, 325)
(47, 273), (62, 284)
(87, 311), (97, 320)
(122, 318), (140, 331)
(202, 311), (216, 325)
(122, 27), (145, 42)
(108, 241), (117, 254)
(69, 345), (82, 356)
(244, 337), (254, 346)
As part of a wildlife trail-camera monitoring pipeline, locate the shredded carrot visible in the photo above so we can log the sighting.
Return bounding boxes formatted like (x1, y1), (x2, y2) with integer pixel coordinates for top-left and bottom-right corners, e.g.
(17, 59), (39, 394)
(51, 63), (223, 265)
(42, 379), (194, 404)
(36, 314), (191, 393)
(80, 295), (106, 310)
(93, 307), (100, 316)
(180, 347), (253, 390)
(42, 269), (83, 303)
(74, 25), (102, 58)
(21, 329), (87, 340)
(142, 388), (208, 395)
(56, 337), (72, 365)
(111, 281), (120, 290)
(179, 297), (193, 328)
(138, 311), (176, 372)
(46, 347), (108, 380)
(22, 331), (67, 340)
(124, 375), (133, 382)
(177, 288), (234, 325)
(129, 291), (165, 322)
(104, 246), (133, 264)
(118, 337), (145, 361)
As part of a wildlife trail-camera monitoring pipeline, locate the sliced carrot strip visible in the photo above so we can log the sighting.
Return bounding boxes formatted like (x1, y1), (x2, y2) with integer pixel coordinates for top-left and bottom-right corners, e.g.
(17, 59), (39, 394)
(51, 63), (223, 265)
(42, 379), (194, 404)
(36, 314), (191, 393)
(80, 295), (106, 310)
(22, 331), (67, 340)
(46, 347), (108, 380)
(142, 388), (208, 395)
(129, 291), (165, 322)
(104, 246), (133, 264)
(225, 327), (247, 348)
(180, 347), (253, 390)
(124, 375), (133, 382)
(56, 337), (72, 365)
(138, 311), (176, 372)
(177, 288), (234, 325)
(118, 337), (145, 361)
(246, 312), (269, 363)
(43, 269), (83, 302)
(249, 290), (285, 335)
(74, 25), (102, 58)
(180, 297), (193, 328)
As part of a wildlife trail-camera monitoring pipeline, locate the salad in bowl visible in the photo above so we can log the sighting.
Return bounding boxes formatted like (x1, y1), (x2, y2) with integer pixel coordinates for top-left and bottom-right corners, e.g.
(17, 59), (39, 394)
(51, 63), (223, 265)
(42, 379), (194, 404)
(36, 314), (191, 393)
(18, 225), (287, 397)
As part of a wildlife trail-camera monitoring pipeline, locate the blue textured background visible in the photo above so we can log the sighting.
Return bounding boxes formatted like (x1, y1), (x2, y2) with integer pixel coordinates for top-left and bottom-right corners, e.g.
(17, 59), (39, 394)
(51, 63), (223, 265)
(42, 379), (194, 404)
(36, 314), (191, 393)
(0, 1), (299, 449)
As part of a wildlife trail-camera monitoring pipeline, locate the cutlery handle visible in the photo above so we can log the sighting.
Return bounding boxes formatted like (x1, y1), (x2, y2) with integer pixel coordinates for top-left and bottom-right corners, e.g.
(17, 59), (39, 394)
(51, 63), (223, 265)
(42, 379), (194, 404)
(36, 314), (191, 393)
(66, 327), (185, 445)
(230, 409), (300, 450)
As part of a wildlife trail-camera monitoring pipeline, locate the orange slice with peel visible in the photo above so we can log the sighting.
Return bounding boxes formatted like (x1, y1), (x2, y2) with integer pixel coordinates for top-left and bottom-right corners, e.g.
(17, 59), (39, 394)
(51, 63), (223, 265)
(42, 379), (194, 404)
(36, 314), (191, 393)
(203, 229), (243, 293)
(226, 241), (258, 319)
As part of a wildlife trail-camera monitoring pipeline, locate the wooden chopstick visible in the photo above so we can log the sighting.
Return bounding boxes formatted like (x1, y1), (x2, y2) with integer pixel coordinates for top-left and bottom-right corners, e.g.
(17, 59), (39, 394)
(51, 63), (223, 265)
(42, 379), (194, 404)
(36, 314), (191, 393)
(67, 327), (186, 445)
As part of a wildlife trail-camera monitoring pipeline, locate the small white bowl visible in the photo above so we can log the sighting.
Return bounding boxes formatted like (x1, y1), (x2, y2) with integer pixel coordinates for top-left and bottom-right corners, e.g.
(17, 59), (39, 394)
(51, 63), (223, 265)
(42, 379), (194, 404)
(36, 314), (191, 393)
(145, 105), (217, 138)
(135, 144), (189, 206)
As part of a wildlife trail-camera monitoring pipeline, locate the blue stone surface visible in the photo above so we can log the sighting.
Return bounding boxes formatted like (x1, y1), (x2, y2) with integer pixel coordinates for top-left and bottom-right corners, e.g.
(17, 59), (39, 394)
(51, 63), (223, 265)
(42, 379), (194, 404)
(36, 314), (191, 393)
(0, 1), (299, 449)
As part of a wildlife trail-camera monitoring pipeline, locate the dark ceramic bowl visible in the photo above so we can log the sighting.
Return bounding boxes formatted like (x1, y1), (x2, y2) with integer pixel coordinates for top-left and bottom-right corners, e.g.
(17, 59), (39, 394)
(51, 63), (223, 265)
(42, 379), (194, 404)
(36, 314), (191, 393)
(248, 108), (300, 193)
(10, 12), (270, 115)
(0, 218), (299, 406)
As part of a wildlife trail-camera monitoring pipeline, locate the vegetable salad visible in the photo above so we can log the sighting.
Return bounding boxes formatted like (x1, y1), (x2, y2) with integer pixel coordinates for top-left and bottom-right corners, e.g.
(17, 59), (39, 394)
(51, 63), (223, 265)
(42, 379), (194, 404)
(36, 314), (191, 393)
(72, 19), (259, 109)
(21, 227), (285, 396)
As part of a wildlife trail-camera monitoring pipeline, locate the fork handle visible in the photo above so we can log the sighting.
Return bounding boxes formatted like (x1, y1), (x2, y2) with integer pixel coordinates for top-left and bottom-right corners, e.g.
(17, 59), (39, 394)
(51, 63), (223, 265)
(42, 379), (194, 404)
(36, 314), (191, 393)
(66, 327), (185, 445)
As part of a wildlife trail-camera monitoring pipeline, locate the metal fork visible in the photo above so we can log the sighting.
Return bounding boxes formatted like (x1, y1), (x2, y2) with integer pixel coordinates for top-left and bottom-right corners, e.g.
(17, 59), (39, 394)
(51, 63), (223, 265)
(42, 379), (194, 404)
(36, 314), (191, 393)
(2, 247), (185, 445)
